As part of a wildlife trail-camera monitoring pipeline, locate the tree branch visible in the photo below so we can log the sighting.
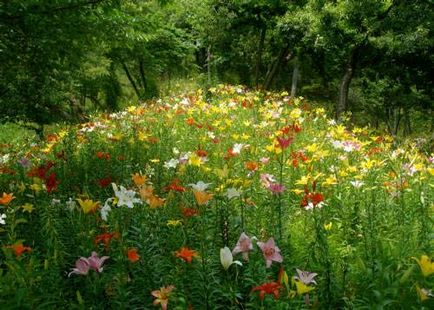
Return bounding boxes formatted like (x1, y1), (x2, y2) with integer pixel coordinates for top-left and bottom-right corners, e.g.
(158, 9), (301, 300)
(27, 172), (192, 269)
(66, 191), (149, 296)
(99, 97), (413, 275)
(2, 0), (109, 20)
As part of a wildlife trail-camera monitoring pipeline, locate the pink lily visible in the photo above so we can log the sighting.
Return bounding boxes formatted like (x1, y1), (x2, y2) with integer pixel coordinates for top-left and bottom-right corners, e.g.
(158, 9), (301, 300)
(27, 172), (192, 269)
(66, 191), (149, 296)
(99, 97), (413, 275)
(232, 232), (254, 261)
(87, 251), (109, 272)
(267, 183), (285, 194)
(260, 173), (276, 188)
(276, 136), (293, 149)
(257, 238), (283, 268)
(68, 257), (90, 277)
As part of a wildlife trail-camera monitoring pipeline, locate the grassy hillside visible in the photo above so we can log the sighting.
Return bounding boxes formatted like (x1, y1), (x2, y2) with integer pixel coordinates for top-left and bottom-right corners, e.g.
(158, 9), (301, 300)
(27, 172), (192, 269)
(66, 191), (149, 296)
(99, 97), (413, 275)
(0, 85), (433, 309)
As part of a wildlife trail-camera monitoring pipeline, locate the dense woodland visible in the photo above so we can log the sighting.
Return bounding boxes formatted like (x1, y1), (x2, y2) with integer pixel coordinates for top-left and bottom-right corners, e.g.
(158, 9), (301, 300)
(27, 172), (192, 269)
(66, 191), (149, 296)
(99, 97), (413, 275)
(1, 0), (433, 137)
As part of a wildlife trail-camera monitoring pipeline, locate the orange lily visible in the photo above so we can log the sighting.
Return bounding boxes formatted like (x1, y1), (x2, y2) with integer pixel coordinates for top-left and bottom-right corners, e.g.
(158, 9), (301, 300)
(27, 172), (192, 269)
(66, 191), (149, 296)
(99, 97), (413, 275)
(132, 173), (147, 186)
(193, 190), (213, 205)
(94, 232), (119, 249)
(175, 247), (198, 263)
(0, 192), (15, 206)
(147, 195), (165, 209)
(6, 243), (32, 257)
(127, 248), (140, 263)
(151, 285), (174, 310)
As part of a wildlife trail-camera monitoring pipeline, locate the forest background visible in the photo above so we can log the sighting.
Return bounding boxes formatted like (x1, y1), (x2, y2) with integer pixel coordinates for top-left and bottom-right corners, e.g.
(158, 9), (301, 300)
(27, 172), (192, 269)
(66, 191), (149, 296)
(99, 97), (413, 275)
(0, 0), (433, 142)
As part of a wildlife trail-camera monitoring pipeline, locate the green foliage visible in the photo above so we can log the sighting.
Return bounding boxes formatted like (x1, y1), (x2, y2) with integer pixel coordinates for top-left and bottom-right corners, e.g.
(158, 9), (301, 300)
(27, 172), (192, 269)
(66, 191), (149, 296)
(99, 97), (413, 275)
(1, 0), (433, 139)
(0, 86), (433, 308)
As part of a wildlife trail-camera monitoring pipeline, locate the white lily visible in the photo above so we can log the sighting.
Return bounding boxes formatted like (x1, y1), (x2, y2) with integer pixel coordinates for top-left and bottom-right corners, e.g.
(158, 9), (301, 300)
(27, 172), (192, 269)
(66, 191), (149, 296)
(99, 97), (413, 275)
(189, 181), (211, 192)
(225, 188), (242, 199)
(220, 246), (242, 270)
(0, 213), (6, 225)
(112, 183), (141, 208)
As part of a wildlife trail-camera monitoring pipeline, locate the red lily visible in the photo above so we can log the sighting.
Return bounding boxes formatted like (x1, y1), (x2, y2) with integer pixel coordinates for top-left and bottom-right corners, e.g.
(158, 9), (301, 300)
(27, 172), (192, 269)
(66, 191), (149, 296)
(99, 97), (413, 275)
(181, 207), (199, 218)
(251, 281), (282, 301)
(165, 179), (186, 192)
(94, 232), (119, 249)
(45, 172), (59, 193)
(97, 175), (113, 188)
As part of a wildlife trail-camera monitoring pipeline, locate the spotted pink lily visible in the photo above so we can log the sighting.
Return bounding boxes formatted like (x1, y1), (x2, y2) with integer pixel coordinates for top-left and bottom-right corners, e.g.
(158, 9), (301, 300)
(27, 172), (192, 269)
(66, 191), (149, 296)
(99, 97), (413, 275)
(232, 232), (253, 261)
(257, 238), (283, 268)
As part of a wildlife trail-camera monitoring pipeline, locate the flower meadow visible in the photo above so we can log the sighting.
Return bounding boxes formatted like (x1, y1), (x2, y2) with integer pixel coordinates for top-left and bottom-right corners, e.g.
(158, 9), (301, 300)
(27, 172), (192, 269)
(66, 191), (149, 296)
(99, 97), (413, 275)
(0, 85), (433, 309)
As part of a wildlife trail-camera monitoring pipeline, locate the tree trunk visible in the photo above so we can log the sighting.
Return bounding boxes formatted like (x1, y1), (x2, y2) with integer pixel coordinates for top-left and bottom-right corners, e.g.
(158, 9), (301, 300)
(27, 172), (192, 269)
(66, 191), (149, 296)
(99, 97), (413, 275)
(255, 26), (266, 89)
(337, 48), (357, 119)
(291, 56), (300, 98)
(403, 108), (411, 136)
(393, 107), (402, 136)
(430, 109), (434, 133)
(263, 45), (290, 90)
(122, 62), (141, 99)
(387, 106), (401, 136)
(139, 58), (147, 92)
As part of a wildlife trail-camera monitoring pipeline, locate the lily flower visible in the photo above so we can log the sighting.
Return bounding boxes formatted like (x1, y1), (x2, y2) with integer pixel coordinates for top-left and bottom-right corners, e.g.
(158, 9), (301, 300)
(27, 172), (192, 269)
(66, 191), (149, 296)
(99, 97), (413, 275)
(100, 198), (113, 221)
(294, 269), (318, 285)
(292, 269), (318, 296)
(276, 136), (293, 149)
(163, 158), (179, 169)
(232, 143), (245, 154)
(68, 252), (109, 276)
(112, 183), (141, 208)
(175, 247), (198, 263)
(232, 232), (254, 261)
(413, 255), (434, 277)
(416, 285), (433, 302)
(87, 251), (109, 272)
(5, 243), (32, 257)
(267, 183), (285, 195)
(220, 246), (242, 270)
(260, 173), (276, 188)
(165, 178), (186, 192)
(257, 238), (283, 268)
(147, 194), (166, 208)
(251, 281), (282, 301)
(94, 232), (119, 249)
(189, 181), (211, 192)
(181, 207), (199, 218)
(0, 192), (15, 206)
(127, 248), (140, 263)
(350, 180), (364, 188)
(45, 172), (58, 193)
(77, 198), (99, 214)
(301, 190), (325, 210)
(132, 173), (147, 186)
(0, 213), (6, 225)
(193, 190), (213, 205)
(225, 188), (242, 199)
(68, 257), (90, 277)
(151, 285), (175, 310)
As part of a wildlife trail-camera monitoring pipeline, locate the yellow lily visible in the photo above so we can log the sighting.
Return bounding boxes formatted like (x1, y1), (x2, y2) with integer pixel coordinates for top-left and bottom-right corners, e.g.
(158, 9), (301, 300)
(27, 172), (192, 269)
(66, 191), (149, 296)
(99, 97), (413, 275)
(413, 255), (434, 277)
(292, 278), (315, 295)
(77, 198), (99, 214)
(416, 285), (433, 302)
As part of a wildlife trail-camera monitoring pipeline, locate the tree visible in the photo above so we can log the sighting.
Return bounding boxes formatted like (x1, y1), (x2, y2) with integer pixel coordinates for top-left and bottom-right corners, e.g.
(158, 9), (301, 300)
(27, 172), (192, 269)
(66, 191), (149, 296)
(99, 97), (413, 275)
(0, 0), (120, 129)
